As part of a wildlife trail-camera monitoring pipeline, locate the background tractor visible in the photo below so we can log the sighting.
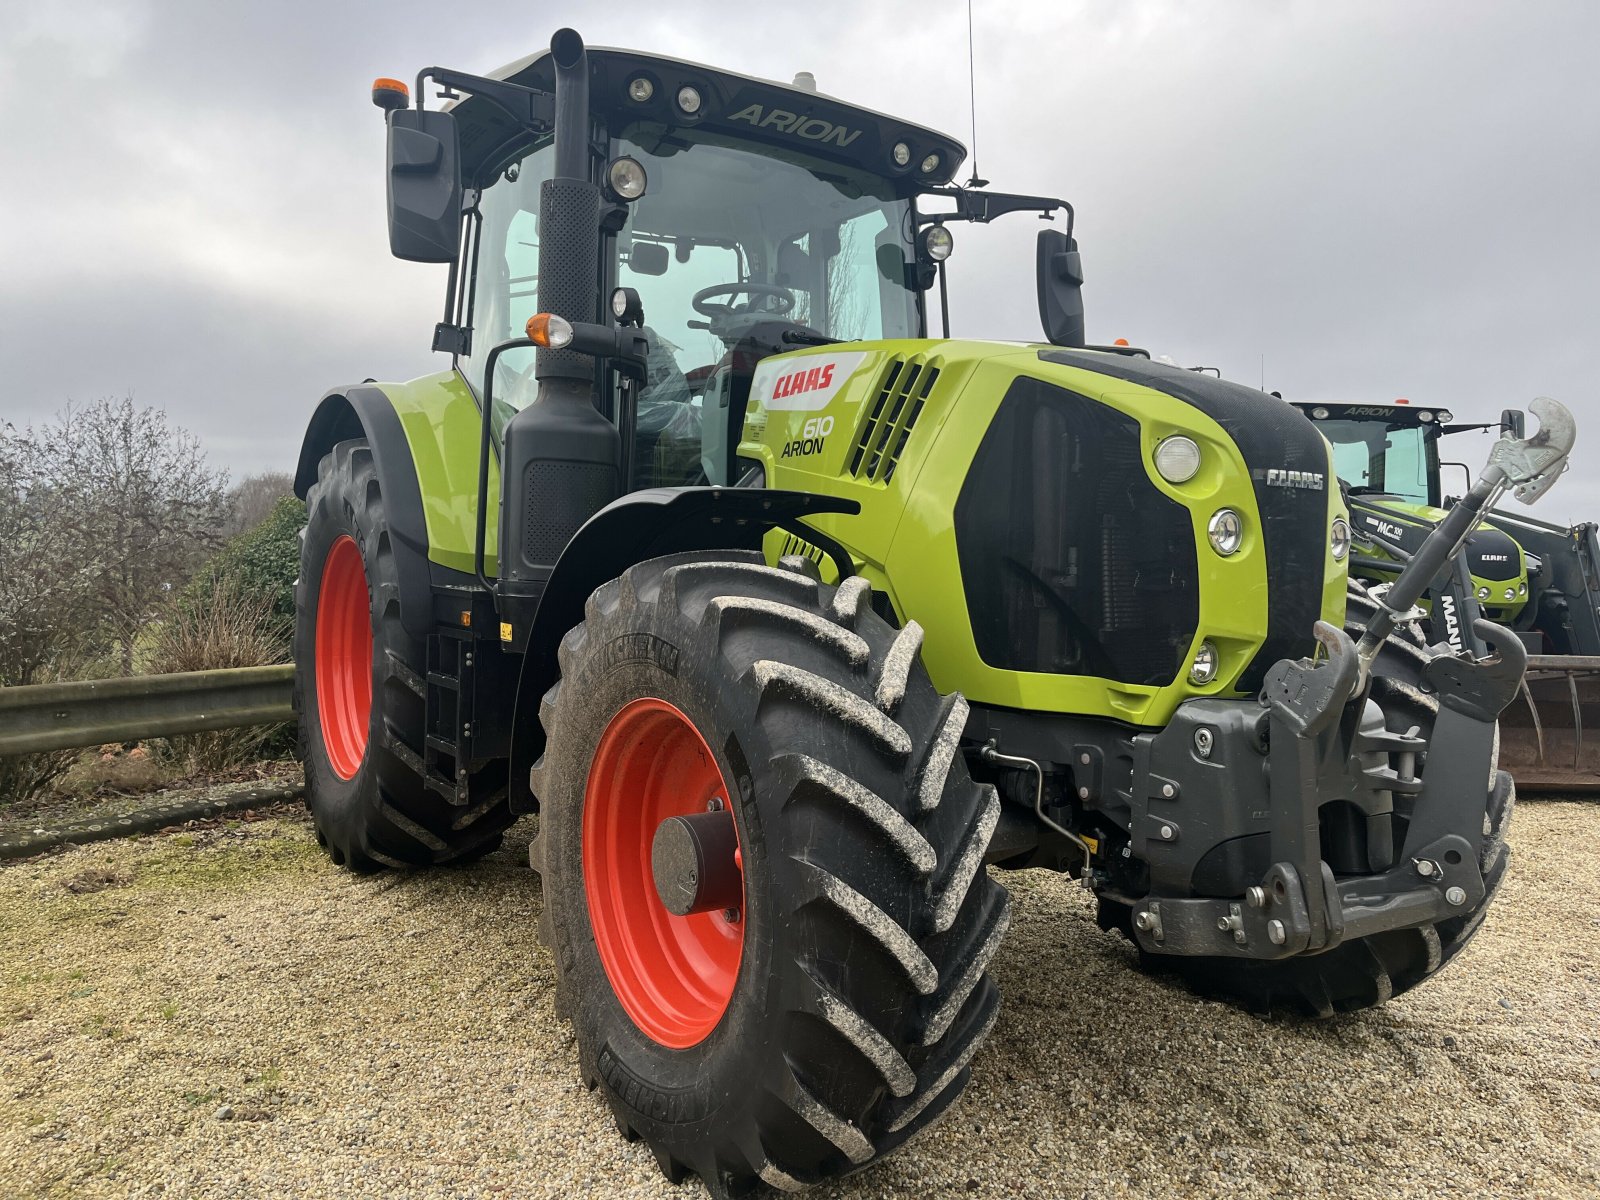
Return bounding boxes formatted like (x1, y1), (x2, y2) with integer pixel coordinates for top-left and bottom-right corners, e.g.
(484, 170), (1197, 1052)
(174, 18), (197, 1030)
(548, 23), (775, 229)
(290, 29), (1569, 1195)
(1295, 399), (1600, 790)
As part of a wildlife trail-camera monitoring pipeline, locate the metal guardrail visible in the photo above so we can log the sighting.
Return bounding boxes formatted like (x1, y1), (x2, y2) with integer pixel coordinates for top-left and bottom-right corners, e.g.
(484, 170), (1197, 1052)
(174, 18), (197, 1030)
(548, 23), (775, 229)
(0, 665), (295, 756)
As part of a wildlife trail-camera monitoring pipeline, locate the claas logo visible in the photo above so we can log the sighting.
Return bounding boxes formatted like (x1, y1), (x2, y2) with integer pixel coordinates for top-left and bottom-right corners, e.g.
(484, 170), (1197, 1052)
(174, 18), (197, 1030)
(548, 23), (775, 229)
(770, 363), (836, 401)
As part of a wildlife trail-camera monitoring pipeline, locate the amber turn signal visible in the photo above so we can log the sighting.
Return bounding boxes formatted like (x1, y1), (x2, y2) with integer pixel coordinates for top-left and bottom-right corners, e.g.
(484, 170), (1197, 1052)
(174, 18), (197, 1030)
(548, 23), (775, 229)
(371, 77), (410, 111)
(525, 313), (575, 349)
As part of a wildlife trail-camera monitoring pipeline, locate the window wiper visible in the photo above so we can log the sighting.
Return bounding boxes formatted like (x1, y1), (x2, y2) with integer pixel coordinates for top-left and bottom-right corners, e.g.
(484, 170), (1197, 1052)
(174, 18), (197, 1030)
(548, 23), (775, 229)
(781, 329), (839, 346)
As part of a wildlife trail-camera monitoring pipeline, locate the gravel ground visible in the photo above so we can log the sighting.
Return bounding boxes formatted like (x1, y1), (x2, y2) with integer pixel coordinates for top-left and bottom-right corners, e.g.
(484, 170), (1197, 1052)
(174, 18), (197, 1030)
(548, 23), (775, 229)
(1, 802), (1596, 1199)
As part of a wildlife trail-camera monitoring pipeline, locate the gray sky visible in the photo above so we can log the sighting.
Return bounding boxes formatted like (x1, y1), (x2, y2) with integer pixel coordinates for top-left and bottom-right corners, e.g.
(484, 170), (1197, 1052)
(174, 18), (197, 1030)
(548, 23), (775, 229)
(3, 1), (1597, 519)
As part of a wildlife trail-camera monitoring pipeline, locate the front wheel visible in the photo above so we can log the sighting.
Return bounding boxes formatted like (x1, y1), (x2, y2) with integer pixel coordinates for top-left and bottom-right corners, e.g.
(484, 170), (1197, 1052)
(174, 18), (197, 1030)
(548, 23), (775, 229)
(531, 553), (1010, 1195)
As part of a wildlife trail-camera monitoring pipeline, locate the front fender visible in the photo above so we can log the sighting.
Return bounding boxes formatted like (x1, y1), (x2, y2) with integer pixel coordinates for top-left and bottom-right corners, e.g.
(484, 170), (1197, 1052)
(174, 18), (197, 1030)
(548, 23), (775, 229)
(506, 486), (859, 813)
(294, 386), (434, 640)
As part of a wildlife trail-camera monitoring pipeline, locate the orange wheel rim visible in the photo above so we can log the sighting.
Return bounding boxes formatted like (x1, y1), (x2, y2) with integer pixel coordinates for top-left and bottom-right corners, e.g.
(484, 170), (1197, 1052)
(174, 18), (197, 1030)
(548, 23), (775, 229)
(315, 535), (372, 780)
(583, 697), (745, 1048)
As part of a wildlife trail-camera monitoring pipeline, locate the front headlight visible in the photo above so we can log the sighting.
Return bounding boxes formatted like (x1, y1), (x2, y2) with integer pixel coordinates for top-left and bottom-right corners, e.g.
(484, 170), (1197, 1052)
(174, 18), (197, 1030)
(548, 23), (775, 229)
(1504, 586), (1517, 601)
(1477, 586), (1492, 600)
(1153, 435), (1201, 483)
(1207, 509), (1242, 556)
(1331, 518), (1351, 561)
(1189, 641), (1219, 685)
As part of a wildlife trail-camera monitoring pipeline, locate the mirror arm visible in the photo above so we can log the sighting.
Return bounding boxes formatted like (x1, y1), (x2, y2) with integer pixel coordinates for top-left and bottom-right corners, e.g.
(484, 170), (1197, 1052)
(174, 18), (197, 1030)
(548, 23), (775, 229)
(919, 188), (1074, 236)
(414, 67), (556, 132)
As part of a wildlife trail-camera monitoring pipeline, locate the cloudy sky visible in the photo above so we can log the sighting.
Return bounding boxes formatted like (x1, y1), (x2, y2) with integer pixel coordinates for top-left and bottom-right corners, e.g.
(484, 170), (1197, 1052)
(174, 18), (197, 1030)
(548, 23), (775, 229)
(3, 1), (1597, 518)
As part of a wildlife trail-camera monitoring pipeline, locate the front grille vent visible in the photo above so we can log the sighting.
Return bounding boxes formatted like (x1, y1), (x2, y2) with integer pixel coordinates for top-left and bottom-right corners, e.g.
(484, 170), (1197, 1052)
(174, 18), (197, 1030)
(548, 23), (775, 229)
(849, 356), (942, 482)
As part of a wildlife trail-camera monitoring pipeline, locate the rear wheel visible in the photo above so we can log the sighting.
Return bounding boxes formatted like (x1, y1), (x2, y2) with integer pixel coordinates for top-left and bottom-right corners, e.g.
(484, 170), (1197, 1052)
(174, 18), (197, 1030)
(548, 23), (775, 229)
(293, 438), (513, 869)
(1101, 583), (1513, 1016)
(531, 553), (1010, 1196)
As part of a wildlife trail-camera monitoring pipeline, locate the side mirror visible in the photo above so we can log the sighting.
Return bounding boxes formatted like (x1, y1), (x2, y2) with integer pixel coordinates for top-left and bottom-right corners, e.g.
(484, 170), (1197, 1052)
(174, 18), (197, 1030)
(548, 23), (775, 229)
(1036, 229), (1085, 348)
(385, 108), (462, 263)
(1500, 408), (1526, 439)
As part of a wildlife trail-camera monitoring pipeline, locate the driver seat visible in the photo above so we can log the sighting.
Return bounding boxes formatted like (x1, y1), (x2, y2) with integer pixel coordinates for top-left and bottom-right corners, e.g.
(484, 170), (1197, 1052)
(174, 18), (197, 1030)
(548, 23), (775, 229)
(699, 318), (798, 484)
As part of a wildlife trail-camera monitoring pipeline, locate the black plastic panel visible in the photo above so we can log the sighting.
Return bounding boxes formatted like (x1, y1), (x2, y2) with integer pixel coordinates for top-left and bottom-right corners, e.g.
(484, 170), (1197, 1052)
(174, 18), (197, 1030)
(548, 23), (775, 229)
(955, 377), (1198, 686)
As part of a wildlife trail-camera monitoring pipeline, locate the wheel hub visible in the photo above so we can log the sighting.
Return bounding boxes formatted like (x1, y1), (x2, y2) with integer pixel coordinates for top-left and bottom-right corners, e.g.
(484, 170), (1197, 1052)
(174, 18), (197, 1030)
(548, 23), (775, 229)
(651, 808), (742, 917)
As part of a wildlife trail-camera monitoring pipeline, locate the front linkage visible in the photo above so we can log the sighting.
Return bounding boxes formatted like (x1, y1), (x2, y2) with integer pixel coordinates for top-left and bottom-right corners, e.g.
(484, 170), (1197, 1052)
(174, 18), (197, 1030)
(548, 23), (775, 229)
(1125, 399), (1574, 962)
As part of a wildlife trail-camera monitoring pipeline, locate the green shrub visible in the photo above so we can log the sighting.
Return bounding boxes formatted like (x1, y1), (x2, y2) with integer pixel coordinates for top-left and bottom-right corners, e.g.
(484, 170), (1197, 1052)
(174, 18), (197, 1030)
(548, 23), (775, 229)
(184, 495), (305, 629)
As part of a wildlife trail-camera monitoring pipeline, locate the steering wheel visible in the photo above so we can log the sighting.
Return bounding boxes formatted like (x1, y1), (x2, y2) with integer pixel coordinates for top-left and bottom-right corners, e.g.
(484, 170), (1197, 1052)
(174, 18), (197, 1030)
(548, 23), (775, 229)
(692, 283), (795, 319)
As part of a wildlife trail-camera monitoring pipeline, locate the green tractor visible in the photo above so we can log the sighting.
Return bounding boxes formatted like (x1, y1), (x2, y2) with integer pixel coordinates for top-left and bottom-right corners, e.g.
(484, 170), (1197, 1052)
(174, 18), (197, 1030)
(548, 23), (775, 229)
(291, 30), (1570, 1195)
(1294, 399), (1600, 788)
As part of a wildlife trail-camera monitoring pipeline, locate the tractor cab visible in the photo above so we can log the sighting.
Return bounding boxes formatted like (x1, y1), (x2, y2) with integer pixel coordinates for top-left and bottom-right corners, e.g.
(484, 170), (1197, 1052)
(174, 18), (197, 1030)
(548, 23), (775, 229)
(446, 49), (958, 490)
(387, 43), (1079, 491)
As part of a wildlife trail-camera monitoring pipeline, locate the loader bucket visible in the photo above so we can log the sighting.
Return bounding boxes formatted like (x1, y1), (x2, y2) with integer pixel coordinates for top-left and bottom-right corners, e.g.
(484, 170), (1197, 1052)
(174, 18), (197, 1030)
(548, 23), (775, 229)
(1497, 655), (1600, 792)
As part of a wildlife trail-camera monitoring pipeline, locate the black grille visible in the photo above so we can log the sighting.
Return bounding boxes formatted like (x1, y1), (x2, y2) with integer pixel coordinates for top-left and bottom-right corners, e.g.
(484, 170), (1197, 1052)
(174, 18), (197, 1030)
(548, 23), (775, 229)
(522, 460), (615, 567)
(955, 378), (1198, 686)
(849, 356), (941, 482)
(1039, 351), (1331, 692)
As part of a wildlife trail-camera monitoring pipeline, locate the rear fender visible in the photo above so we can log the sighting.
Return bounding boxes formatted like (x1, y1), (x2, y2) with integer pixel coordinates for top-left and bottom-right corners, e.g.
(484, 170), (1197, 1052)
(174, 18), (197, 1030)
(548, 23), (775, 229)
(507, 487), (859, 813)
(294, 387), (434, 640)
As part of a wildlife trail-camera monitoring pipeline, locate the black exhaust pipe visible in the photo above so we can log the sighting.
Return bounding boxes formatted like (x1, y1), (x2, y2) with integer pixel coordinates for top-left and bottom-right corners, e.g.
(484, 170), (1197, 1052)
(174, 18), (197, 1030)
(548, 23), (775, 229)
(496, 27), (620, 636)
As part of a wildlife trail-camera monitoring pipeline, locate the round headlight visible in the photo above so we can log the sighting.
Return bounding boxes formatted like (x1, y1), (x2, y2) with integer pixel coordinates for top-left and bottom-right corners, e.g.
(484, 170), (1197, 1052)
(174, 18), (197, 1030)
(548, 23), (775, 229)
(1311, 406), (1330, 419)
(1519, 581), (1528, 595)
(607, 156), (648, 201)
(676, 85), (702, 114)
(1439, 409), (1455, 423)
(920, 153), (940, 173)
(1504, 586), (1517, 601)
(1207, 509), (1243, 556)
(921, 224), (954, 262)
(1477, 586), (1492, 600)
(892, 141), (911, 167)
(1189, 641), (1219, 686)
(628, 77), (654, 102)
(1418, 410), (1434, 423)
(1331, 517), (1351, 561)
(1153, 435), (1202, 483)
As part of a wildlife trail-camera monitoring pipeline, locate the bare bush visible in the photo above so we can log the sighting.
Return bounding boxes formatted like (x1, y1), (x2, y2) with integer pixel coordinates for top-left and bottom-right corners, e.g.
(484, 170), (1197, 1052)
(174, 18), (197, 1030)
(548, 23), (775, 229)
(223, 471), (296, 538)
(149, 573), (291, 773)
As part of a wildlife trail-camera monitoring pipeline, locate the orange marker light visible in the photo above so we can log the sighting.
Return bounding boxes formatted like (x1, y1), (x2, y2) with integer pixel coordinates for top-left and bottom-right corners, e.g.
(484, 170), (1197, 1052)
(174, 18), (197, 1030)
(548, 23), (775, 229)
(1114, 337), (1130, 347)
(371, 77), (410, 111)
(525, 312), (575, 348)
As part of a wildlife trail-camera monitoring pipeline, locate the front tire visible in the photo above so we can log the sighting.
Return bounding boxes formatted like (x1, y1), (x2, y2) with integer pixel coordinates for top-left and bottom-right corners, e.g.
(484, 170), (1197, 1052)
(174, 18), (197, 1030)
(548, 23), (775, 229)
(531, 553), (1010, 1196)
(293, 438), (512, 869)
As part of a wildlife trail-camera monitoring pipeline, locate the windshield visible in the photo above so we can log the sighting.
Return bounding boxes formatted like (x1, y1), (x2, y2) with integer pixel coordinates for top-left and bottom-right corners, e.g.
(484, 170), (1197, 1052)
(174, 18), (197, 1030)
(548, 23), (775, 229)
(459, 127), (920, 487)
(612, 127), (920, 380)
(1317, 419), (1436, 506)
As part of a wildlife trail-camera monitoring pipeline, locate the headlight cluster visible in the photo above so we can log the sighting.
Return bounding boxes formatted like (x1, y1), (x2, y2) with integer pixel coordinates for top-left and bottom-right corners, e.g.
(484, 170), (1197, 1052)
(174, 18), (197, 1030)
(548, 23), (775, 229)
(1189, 641), (1219, 685)
(1331, 518), (1351, 561)
(1207, 509), (1242, 556)
(1153, 435), (1201, 483)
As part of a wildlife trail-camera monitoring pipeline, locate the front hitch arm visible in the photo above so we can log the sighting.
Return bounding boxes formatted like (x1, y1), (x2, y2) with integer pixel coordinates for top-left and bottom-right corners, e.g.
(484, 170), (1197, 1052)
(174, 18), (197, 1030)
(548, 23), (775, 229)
(1356, 396), (1576, 677)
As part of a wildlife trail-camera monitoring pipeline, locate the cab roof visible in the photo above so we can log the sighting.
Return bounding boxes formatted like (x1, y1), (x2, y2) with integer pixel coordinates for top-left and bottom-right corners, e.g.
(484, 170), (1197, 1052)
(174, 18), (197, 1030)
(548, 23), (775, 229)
(449, 43), (967, 191)
(1292, 400), (1455, 428)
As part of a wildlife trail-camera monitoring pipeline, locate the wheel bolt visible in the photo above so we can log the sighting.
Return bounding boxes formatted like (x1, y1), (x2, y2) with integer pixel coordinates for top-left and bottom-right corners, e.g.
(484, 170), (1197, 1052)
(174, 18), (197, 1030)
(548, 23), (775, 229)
(722, 907), (741, 923)
(1267, 919), (1287, 945)
(1445, 886), (1467, 906)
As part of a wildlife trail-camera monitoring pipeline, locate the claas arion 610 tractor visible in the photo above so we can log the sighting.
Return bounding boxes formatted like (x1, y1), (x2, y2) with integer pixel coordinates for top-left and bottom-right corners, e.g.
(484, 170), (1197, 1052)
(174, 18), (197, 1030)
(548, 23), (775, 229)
(290, 29), (1573, 1196)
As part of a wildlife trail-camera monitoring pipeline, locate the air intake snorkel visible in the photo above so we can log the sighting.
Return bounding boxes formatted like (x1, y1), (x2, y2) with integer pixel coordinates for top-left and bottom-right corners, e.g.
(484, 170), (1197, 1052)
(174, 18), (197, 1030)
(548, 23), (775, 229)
(494, 28), (622, 644)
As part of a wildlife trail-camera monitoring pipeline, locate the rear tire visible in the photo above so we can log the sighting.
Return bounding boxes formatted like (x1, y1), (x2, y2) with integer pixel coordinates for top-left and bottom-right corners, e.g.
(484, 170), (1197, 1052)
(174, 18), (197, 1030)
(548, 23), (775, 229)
(293, 438), (513, 869)
(531, 552), (1010, 1196)
(1101, 583), (1513, 1016)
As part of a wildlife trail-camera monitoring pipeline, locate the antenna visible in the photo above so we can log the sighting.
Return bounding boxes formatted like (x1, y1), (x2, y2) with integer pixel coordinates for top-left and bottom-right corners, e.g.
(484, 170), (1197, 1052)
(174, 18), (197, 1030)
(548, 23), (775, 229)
(965, 0), (988, 188)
